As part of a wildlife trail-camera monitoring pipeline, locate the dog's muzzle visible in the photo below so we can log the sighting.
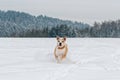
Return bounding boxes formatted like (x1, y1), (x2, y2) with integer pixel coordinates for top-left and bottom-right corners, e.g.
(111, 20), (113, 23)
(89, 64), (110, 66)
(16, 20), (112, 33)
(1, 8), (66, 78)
(59, 43), (62, 46)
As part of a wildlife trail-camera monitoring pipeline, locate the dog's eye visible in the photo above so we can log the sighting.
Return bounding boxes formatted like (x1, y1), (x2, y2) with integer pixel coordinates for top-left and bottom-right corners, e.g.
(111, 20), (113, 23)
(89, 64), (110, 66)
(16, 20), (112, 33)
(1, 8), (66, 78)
(58, 41), (60, 42)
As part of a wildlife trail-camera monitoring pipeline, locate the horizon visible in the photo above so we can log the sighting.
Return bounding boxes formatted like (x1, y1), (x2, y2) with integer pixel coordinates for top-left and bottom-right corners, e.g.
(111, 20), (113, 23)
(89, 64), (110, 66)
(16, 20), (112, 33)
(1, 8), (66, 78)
(0, 0), (120, 25)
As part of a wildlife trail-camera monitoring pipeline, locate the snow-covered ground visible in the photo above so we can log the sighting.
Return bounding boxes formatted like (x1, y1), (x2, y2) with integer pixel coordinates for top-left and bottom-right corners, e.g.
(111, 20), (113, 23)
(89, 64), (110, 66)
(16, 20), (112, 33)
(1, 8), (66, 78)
(0, 38), (120, 80)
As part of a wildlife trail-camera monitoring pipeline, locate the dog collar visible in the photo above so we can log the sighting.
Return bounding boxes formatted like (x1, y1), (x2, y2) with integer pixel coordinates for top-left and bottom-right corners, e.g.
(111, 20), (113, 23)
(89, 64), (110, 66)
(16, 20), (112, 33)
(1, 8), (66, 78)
(58, 45), (65, 49)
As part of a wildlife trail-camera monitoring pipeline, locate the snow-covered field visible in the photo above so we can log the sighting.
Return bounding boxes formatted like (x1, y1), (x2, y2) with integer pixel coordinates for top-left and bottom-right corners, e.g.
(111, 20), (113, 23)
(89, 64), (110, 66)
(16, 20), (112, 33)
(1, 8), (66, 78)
(0, 38), (120, 80)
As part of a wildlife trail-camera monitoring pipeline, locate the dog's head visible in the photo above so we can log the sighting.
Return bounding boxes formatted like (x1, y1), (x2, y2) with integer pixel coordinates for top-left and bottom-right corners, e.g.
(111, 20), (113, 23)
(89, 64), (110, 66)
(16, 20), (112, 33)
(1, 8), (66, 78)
(56, 36), (66, 48)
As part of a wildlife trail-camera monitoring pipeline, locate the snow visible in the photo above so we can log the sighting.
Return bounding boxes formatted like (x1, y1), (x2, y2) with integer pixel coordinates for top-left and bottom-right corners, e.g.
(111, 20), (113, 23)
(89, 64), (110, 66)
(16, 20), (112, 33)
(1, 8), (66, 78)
(0, 38), (120, 80)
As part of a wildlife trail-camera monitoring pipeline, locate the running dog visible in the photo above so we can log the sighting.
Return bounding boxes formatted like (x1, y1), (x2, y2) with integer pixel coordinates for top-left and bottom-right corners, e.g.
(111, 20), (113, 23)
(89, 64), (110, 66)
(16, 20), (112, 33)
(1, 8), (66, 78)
(54, 36), (68, 63)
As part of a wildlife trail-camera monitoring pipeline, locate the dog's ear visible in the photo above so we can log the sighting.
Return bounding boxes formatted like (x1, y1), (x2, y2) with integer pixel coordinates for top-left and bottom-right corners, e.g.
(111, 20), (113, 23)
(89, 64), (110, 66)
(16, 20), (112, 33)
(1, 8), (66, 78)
(56, 36), (60, 40)
(63, 37), (66, 41)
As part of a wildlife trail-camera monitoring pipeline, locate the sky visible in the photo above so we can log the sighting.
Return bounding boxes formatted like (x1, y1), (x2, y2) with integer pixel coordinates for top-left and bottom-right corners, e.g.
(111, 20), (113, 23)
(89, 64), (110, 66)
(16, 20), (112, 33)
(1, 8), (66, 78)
(0, 0), (120, 25)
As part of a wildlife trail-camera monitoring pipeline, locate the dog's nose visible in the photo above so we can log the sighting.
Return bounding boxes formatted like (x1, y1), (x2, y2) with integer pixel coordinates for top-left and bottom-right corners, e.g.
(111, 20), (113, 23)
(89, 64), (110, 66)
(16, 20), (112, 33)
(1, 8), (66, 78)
(59, 43), (62, 46)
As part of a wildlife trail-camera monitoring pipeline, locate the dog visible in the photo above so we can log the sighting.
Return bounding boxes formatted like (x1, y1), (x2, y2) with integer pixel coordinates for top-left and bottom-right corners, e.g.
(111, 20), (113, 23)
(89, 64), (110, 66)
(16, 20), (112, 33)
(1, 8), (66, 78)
(54, 36), (68, 63)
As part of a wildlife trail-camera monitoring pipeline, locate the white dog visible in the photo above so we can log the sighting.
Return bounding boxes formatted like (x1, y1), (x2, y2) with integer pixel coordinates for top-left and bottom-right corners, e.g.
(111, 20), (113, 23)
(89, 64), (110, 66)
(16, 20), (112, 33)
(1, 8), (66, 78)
(54, 36), (68, 63)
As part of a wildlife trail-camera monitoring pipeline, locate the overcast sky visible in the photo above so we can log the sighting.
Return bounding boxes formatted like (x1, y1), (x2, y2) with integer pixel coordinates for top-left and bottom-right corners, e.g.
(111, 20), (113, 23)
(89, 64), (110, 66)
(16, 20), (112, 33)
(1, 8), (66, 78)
(0, 0), (120, 25)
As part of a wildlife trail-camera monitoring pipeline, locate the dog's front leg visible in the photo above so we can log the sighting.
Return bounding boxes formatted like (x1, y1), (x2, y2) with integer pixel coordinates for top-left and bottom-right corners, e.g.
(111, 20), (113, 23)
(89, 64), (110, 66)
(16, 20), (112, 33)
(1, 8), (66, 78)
(57, 55), (62, 63)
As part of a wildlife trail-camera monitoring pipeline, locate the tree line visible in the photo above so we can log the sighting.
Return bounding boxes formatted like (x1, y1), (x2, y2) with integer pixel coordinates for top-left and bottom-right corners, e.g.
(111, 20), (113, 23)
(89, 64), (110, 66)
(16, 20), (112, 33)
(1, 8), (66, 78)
(20, 20), (120, 37)
(0, 10), (120, 37)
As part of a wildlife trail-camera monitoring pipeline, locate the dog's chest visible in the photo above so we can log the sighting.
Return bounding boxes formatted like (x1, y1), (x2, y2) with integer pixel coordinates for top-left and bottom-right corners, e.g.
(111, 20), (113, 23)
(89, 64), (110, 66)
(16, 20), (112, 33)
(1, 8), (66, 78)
(56, 48), (65, 56)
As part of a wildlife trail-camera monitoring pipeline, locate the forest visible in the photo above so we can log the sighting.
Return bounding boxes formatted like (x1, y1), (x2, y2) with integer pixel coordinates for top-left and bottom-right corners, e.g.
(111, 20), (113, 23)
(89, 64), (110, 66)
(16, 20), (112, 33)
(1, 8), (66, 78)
(0, 10), (120, 37)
